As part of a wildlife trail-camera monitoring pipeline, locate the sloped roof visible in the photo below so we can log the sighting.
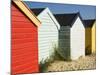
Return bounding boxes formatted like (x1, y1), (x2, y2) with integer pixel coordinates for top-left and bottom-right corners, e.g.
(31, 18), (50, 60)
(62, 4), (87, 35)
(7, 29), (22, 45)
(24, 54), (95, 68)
(31, 7), (60, 30)
(13, 0), (41, 27)
(83, 19), (95, 28)
(54, 13), (78, 27)
(31, 8), (45, 16)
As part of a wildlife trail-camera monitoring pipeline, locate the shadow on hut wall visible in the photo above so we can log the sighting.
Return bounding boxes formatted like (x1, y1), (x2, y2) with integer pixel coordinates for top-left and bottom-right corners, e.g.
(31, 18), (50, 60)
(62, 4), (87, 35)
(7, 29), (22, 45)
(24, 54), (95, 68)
(58, 26), (71, 61)
(85, 28), (92, 55)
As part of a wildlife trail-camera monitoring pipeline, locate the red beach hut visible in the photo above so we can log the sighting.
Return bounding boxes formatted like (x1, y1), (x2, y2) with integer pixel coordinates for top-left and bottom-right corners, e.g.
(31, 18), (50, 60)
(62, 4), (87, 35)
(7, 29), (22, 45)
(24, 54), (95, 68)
(11, 0), (41, 74)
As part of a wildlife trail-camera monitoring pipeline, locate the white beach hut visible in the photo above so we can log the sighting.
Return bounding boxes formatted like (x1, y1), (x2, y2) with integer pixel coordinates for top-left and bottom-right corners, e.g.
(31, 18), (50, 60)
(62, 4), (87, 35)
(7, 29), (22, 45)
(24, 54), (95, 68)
(31, 8), (60, 62)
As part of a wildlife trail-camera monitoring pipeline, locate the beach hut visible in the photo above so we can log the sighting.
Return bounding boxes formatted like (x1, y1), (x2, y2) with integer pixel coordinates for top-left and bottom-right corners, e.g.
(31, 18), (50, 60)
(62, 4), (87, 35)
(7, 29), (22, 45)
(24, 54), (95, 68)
(54, 13), (85, 60)
(31, 8), (60, 62)
(12, 0), (41, 74)
(83, 19), (96, 55)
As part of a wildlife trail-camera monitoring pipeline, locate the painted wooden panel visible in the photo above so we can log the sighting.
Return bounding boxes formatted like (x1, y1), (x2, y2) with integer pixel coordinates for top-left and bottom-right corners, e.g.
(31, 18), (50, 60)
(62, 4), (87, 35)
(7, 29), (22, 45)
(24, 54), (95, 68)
(85, 28), (92, 55)
(59, 26), (70, 60)
(71, 17), (85, 60)
(13, 0), (41, 26)
(12, 3), (39, 75)
(37, 8), (60, 62)
(92, 22), (96, 54)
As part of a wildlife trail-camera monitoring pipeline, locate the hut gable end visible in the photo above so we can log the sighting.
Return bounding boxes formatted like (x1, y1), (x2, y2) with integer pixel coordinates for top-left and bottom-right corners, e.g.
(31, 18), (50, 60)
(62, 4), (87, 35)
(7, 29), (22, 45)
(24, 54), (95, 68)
(71, 16), (85, 60)
(31, 7), (60, 62)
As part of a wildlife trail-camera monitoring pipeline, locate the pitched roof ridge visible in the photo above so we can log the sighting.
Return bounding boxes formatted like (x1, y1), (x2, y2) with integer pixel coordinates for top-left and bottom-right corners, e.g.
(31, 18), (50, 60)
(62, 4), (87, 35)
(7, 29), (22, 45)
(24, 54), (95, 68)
(31, 8), (45, 10)
(54, 13), (78, 27)
(54, 13), (78, 15)
(31, 8), (46, 16)
(83, 19), (96, 21)
(13, 0), (41, 27)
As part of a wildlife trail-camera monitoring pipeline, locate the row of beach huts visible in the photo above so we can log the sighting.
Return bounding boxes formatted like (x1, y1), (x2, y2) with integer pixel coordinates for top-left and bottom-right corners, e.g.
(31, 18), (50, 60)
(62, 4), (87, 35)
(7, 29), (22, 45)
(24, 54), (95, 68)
(11, 0), (96, 75)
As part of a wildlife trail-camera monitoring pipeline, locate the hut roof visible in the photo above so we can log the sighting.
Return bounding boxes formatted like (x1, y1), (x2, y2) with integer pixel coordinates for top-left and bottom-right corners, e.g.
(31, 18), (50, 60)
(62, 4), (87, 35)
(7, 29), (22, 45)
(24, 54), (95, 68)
(31, 8), (45, 16)
(54, 13), (79, 27)
(83, 19), (95, 28)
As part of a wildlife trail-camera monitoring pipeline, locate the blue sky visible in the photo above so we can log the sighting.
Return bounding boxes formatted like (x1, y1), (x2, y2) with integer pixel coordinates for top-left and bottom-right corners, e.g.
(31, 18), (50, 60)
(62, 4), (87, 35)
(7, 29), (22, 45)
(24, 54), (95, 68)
(25, 1), (96, 20)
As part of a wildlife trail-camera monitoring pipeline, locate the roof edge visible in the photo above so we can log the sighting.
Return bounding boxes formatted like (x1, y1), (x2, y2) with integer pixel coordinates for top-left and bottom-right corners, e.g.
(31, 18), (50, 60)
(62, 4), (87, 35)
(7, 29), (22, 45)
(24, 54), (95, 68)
(73, 12), (85, 28)
(83, 19), (96, 28)
(13, 0), (41, 27)
(45, 7), (60, 30)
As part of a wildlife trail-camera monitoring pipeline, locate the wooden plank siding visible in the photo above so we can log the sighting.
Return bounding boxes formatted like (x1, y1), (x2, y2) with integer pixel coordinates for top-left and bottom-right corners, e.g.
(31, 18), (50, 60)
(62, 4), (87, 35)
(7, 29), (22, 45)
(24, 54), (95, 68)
(71, 17), (85, 60)
(58, 26), (70, 60)
(85, 28), (92, 55)
(92, 22), (96, 54)
(11, 3), (39, 75)
(37, 8), (60, 62)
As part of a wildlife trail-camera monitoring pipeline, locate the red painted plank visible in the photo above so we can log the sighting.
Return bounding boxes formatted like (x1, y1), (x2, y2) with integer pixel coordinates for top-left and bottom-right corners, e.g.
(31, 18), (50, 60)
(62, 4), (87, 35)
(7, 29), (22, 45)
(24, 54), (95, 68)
(12, 64), (39, 74)
(12, 39), (37, 44)
(12, 41), (37, 46)
(12, 48), (38, 54)
(12, 10), (25, 17)
(12, 44), (38, 51)
(13, 61), (37, 70)
(12, 22), (37, 28)
(12, 63), (39, 74)
(16, 65), (38, 73)
(12, 42), (38, 49)
(12, 51), (38, 58)
(12, 56), (38, 64)
(12, 59), (38, 67)
(11, 5), (18, 11)
(12, 16), (31, 22)
(12, 33), (37, 39)
(12, 29), (36, 33)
